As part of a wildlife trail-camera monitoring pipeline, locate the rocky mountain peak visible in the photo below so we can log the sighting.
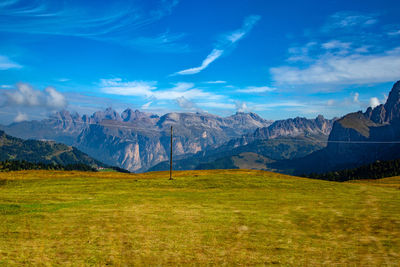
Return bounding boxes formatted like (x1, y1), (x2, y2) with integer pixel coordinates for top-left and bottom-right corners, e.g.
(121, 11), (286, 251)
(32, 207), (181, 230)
(71, 112), (81, 120)
(286, 80), (400, 175)
(384, 80), (400, 122)
(120, 108), (136, 121)
(121, 108), (159, 124)
(51, 110), (72, 121)
(91, 107), (122, 122)
(364, 80), (400, 124)
(228, 112), (272, 128)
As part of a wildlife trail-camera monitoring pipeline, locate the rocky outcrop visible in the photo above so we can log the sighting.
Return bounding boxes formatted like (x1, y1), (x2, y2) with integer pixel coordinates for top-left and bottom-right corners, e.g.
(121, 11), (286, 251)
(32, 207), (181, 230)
(253, 115), (333, 139)
(365, 80), (400, 123)
(225, 115), (335, 148)
(275, 80), (400, 174)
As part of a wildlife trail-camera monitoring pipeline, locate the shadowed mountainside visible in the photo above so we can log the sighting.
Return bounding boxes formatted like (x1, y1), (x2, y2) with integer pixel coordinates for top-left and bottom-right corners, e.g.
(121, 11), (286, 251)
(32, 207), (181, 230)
(0, 130), (104, 167)
(272, 80), (400, 175)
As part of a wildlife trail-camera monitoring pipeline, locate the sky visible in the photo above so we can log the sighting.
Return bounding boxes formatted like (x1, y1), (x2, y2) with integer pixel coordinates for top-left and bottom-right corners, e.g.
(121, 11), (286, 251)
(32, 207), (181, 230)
(1, 0), (400, 124)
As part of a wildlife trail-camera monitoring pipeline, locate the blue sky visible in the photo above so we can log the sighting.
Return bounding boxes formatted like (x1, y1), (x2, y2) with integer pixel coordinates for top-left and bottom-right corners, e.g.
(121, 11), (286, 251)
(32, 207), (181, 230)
(1, 0), (400, 124)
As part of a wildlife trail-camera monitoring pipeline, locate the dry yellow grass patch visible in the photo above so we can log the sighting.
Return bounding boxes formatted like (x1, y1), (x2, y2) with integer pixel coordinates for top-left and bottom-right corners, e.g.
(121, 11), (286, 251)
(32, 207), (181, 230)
(0, 170), (399, 265)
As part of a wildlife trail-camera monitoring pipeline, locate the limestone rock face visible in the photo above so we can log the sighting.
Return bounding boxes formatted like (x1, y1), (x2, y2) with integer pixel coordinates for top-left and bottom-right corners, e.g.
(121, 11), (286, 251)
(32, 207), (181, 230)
(365, 81), (400, 124)
(225, 115), (335, 148)
(254, 115), (334, 139)
(384, 80), (400, 122)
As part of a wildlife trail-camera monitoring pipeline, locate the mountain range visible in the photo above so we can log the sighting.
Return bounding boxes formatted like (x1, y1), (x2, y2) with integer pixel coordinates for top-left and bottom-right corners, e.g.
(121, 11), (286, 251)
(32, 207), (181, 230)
(0, 109), (274, 172)
(148, 115), (335, 171)
(1, 80), (399, 175)
(0, 106), (334, 173)
(272, 80), (400, 174)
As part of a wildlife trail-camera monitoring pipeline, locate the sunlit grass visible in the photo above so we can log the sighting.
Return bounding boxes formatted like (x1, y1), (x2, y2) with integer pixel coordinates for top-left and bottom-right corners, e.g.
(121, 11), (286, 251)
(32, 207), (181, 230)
(0, 169), (399, 265)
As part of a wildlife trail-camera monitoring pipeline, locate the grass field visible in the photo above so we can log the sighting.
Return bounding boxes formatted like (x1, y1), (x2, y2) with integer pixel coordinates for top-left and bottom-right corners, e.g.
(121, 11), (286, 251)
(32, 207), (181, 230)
(0, 170), (399, 265)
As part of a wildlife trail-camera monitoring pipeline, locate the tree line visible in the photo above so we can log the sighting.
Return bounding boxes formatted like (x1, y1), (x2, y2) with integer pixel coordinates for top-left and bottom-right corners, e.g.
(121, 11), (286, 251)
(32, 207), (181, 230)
(303, 158), (400, 181)
(0, 160), (97, 172)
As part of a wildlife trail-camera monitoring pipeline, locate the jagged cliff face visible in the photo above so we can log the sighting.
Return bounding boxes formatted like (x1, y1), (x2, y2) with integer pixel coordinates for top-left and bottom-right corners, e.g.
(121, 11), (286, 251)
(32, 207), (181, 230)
(75, 124), (168, 172)
(1, 108), (273, 172)
(254, 115), (333, 139)
(278, 80), (400, 174)
(328, 81), (400, 146)
(226, 115), (335, 148)
(365, 81), (400, 124)
(75, 111), (273, 172)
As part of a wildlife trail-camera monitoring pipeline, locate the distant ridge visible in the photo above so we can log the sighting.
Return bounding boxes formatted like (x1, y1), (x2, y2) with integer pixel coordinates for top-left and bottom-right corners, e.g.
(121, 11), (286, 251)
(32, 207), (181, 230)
(0, 130), (104, 168)
(148, 115), (335, 172)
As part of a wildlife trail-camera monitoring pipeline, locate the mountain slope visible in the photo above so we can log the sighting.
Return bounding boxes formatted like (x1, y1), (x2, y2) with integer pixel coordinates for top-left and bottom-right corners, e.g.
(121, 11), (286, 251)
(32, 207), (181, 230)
(305, 158), (400, 181)
(273, 80), (400, 175)
(148, 116), (333, 172)
(0, 130), (104, 167)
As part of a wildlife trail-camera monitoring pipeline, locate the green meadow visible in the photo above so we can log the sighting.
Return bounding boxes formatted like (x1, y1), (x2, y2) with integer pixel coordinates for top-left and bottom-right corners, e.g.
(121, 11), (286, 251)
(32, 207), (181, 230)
(0, 170), (399, 265)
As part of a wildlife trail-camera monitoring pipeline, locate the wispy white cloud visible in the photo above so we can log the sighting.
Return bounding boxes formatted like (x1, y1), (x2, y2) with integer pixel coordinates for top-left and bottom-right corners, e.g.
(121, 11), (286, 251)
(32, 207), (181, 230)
(354, 46), (371, 53)
(287, 42), (317, 62)
(57, 78), (70, 82)
(271, 47), (400, 85)
(322, 11), (378, 32)
(270, 11), (400, 88)
(100, 78), (157, 96)
(141, 101), (153, 109)
(322, 40), (351, 51)
(388, 29), (400, 36)
(224, 15), (262, 44)
(236, 86), (275, 93)
(174, 15), (260, 75)
(155, 83), (222, 100)
(175, 49), (223, 75)
(0, 0), (184, 52)
(205, 80), (227, 84)
(0, 55), (22, 70)
(0, 0), (20, 8)
(129, 31), (190, 53)
(100, 79), (223, 101)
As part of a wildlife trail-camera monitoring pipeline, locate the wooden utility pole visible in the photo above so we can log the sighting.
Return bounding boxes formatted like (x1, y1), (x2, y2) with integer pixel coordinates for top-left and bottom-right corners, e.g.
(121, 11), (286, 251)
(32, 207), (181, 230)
(169, 125), (173, 180)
